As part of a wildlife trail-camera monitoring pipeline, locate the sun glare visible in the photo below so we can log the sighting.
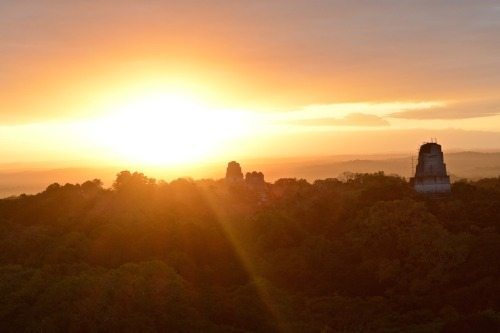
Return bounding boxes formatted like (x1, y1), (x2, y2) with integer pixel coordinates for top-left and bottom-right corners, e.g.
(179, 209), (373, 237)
(80, 90), (254, 166)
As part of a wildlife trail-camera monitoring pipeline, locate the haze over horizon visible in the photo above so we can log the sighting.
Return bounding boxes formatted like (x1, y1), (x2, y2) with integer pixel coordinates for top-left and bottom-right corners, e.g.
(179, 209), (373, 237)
(1, 0), (500, 167)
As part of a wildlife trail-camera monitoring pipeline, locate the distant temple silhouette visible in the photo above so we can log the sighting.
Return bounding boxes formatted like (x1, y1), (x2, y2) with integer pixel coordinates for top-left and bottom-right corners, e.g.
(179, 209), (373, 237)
(225, 161), (244, 183)
(225, 161), (269, 203)
(225, 161), (266, 188)
(410, 140), (451, 194)
(245, 171), (266, 190)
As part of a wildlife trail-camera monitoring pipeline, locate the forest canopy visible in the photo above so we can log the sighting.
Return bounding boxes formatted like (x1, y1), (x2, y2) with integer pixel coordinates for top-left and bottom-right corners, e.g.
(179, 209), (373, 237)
(0, 171), (499, 332)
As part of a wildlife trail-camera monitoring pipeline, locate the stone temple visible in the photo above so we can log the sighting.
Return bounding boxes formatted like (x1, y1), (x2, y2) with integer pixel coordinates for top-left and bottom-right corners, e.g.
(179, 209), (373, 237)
(410, 141), (451, 194)
(245, 171), (266, 190)
(225, 161), (244, 183)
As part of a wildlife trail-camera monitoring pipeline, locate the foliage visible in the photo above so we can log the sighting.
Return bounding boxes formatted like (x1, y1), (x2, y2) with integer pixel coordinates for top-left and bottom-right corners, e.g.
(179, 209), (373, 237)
(0, 172), (499, 332)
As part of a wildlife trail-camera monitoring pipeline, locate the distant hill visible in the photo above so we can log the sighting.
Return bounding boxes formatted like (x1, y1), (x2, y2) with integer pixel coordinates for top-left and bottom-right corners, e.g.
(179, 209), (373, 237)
(1, 151), (499, 198)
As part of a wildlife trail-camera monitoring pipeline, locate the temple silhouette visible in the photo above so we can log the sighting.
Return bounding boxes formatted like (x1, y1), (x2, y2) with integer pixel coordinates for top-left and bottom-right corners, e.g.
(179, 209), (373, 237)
(225, 161), (266, 189)
(225, 161), (268, 203)
(410, 140), (451, 194)
(225, 161), (244, 183)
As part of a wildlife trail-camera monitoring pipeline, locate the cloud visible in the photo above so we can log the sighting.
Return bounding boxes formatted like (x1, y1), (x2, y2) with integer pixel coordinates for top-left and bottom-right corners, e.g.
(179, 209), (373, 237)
(287, 113), (389, 127)
(390, 100), (500, 120)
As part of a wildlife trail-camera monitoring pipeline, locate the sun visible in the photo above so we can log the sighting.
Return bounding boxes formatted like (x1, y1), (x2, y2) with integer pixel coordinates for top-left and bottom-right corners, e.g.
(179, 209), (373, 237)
(82, 89), (254, 166)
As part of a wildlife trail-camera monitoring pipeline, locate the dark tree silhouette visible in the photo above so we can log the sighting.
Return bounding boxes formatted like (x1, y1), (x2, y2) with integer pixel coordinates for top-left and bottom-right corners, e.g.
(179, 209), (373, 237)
(0, 172), (498, 332)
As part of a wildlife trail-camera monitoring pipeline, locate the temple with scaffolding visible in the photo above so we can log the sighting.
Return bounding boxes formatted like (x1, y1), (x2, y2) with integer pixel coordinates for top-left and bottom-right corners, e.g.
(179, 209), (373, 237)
(410, 139), (451, 194)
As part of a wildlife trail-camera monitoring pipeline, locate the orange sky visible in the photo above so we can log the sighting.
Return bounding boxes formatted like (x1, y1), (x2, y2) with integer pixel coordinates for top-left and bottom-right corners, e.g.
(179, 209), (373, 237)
(1, 1), (499, 167)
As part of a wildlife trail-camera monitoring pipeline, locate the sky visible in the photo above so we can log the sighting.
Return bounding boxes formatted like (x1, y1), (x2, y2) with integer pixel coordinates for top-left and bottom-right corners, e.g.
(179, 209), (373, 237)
(1, 0), (500, 167)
